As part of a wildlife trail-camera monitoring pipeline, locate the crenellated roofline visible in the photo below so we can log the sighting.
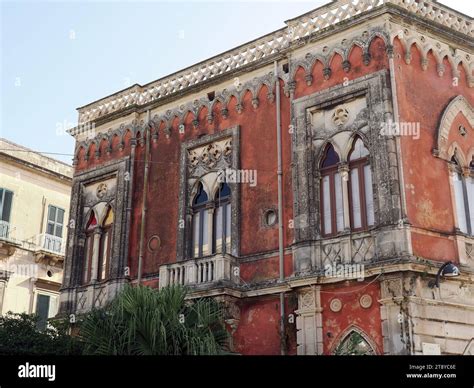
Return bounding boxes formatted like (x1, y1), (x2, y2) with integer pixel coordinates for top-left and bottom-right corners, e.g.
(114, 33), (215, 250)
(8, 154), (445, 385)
(69, 0), (473, 136)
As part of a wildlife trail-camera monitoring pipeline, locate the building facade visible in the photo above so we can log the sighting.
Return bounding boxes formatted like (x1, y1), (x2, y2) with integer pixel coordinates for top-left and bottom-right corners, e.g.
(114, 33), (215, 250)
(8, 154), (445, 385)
(60, 0), (473, 355)
(0, 138), (72, 330)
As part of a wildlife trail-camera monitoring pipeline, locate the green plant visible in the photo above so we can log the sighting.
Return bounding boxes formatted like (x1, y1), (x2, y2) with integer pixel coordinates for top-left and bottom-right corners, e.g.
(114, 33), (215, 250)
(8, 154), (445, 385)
(0, 312), (82, 355)
(79, 285), (228, 355)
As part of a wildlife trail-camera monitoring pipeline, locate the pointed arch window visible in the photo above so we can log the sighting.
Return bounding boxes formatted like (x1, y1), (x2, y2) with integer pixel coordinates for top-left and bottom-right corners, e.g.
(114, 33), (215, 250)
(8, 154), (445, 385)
(192, 182), (210, 258)
(451, 157), (473, 235)
(333, 330), (376, 355)
(98, 206), (114, 281)
(320, 144), (344, 236)
(213, 183), (231, 254)
(348, 137), (374, 231)
(83, 212), (97, 284)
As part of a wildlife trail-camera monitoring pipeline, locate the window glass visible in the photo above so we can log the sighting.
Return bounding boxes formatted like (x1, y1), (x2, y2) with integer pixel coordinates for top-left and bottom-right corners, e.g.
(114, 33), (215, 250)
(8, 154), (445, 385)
(214, 206), (223, 252)
(36, 294), (50, 331)
(466, 176), (474, 235)
(47, 205), (65, 237)
(0, 189), (13, 222)
(225, 203), (231, 250)
(334, 172), (344, 232)
(322, 175), (332, 234)
(454, 172), (468, 233)
(193, 213), (200, 258)
(349, 138), (369, 161)
(351, 169), (362, 229)
(364, 165), (375, 226)
(321, 144), (340, 168)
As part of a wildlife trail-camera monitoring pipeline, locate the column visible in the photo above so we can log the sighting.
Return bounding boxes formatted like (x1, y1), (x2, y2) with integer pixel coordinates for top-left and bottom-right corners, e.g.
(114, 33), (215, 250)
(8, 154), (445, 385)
(338, 163), (351, 231)
(90, 227), (102, 283)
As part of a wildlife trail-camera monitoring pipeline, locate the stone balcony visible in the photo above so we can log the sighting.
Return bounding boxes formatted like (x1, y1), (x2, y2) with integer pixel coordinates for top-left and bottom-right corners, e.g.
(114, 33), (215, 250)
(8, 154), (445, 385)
(0, 221), (21, 260)
(33, 233), (65, 266)
(159, 254), (240, 290)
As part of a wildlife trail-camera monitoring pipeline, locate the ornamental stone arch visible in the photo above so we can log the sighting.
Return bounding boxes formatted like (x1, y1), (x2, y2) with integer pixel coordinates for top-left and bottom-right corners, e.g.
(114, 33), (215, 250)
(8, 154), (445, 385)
(435, 95), (474, 162)
(331, 325), (379, 355)
(447, 141), (467, 167)
(83, 207), (99, 230)
(315, 139), (343, 168)
(341, 131), (371, 163)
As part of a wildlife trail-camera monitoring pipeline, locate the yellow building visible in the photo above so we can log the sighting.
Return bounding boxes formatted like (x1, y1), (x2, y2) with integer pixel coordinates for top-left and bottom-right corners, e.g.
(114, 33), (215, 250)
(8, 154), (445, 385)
(0, 138), (72, 329)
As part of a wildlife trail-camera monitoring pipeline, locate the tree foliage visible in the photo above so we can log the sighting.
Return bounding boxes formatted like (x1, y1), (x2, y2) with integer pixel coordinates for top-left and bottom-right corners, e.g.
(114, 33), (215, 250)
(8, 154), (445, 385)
(0, 312), (82, 355)
(79, 285), (229, 355)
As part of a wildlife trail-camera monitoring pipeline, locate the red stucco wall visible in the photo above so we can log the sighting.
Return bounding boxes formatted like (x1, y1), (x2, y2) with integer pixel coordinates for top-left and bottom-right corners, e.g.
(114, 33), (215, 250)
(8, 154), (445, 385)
(393, 38), (474, 263)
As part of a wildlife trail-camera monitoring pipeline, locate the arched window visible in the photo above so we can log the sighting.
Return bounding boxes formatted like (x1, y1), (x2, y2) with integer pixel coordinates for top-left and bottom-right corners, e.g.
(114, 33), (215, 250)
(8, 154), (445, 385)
(98, 206), (114, 281)
(213, 183), (231, 254)
(333, 330), (376, 355)
(320, 144), (344, 236)
(192, 182), (210, 258)
(348, 137), (374, 231)
(83, 212), (97, 284)
(451, 157), (473, 235)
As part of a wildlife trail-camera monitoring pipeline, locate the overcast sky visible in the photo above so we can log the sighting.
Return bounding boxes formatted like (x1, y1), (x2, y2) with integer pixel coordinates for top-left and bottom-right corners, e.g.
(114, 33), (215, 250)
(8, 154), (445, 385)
(1, 0), (472, 164)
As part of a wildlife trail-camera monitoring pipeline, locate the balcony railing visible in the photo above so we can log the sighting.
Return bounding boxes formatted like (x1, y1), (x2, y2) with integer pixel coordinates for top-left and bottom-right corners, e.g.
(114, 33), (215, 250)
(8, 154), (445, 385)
(35, 233), (65, 256)
(159, 254), (239, 289)
(0, 221), (10, 240)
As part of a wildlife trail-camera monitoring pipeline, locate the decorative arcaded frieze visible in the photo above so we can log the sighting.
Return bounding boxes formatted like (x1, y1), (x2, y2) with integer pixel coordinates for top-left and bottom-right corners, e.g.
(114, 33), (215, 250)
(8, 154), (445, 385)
(72, 22), (472, 156)
(71, 0), (472, 128)
(387, 24), (473, 84)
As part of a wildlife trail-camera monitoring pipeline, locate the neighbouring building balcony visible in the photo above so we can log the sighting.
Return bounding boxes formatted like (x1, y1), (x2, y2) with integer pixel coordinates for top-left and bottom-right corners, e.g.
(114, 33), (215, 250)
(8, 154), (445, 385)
(159, 254), (240, 290)
(34, 233), (65, 266)
(0, 221), (21, 260)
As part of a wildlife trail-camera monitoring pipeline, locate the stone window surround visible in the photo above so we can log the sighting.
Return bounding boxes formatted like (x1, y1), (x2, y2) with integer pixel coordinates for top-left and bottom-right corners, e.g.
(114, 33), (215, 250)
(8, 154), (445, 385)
(176, 126), (240, 261)
(82, 204), (114, 285)
(62, 157), (130, 290)
(292, 70), (393, 243)
(290, 70), (407, 272)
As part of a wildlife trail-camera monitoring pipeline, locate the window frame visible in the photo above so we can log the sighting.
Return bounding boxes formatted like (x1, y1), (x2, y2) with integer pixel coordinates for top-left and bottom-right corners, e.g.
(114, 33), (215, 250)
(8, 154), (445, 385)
(348, 157), (370, 232)
(83, 212), (97, 285)
(0, 188), (13, 223)
(192, 183), (210, 258)
(451, 158), (473, 236)
(347, 138), (374, 233)
(320, 145), (342, 237)
(46, 205), (65, 238)
(212, 183), (231, 254)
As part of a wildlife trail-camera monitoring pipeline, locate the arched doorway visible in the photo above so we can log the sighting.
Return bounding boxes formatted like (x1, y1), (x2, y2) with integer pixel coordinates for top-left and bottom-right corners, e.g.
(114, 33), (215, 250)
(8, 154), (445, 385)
(333, 327), (377, 355)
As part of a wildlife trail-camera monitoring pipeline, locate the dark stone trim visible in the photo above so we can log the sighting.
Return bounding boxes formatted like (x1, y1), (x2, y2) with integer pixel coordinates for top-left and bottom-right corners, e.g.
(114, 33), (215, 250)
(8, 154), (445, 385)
(177, 126), (240, 261)
(61, 157), (131, 291)
(291, 70), (401, 270)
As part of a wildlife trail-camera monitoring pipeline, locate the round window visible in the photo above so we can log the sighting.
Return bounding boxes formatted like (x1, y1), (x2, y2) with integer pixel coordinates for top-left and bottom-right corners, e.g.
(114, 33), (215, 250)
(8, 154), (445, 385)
(264, 209), (277, 227)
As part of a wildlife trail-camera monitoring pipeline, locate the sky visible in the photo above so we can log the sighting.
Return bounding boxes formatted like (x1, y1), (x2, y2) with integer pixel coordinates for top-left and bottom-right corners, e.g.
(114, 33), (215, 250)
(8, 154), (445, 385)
(1, 0), (472, 164)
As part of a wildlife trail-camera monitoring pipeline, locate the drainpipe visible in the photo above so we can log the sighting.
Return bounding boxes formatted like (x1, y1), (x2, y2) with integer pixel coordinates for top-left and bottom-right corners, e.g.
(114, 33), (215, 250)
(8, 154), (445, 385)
(137, 110), (151, 284)
(123, 127), (137, 283)
(388, 49), (411, 255)
(274, 60), (286, 355)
